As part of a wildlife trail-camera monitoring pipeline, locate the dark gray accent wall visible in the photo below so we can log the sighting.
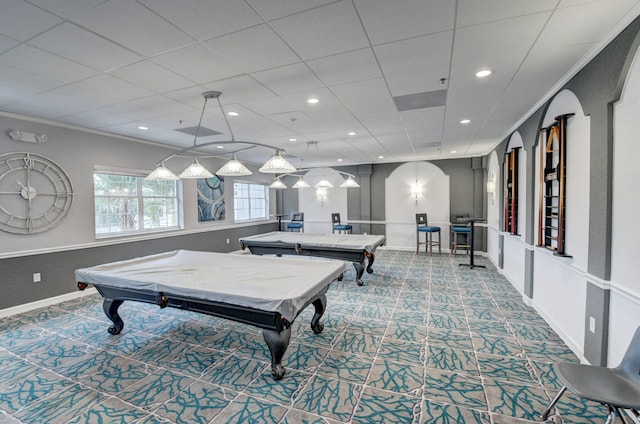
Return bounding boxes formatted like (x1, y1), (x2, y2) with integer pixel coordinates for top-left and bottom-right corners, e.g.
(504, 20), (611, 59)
(584, 281), (610, 366)
(524, 248), (534, 299)
(0, 223), (275, 310)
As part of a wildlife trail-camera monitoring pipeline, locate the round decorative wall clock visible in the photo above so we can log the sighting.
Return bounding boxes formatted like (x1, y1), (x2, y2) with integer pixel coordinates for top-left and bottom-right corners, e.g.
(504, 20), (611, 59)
(0, 152), (73, 234)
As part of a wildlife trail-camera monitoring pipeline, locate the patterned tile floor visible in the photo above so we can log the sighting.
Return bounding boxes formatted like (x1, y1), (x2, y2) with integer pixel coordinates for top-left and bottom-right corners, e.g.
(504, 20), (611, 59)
(0, 250), (618, 423)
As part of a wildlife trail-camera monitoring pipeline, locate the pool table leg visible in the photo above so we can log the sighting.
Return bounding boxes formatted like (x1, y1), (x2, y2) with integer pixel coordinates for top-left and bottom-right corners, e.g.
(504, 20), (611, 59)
(353, 262), (365, 286)
(103, 299), (125, 335)
(263, 327), (291, 380)
(366, 252), (376, 274)
(310, 294), (326, 334)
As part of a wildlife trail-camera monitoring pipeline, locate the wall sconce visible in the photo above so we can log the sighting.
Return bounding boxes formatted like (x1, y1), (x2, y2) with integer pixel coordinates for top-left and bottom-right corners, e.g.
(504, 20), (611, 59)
(410, 182), (422, 205)
(8, 130), (48, 144)
(487, 172), (496, 200)
(316, 187), (327, 206)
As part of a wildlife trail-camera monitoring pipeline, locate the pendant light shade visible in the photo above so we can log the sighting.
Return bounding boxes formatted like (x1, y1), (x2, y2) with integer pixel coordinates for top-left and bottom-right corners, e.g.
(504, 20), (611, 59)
(292, 177), (311, 188)
(259, 152), (296, 174)
(216, 154), (252, 176)
(315, 178), (334, 188)
(178, 158), (214, 179)
(145, 162), (179, 180)
(270, 178), (287, 189)
(340, 175), (360, 188)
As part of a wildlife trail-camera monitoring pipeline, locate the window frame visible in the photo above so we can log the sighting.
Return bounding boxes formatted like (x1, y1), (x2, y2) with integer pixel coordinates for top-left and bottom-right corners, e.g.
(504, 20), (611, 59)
(233, 180), (270, 223)
(93, 169), (183, 238)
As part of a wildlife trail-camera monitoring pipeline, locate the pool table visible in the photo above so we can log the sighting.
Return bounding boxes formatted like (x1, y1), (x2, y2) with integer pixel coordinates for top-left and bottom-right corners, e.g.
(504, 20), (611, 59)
(75, 250), (348, 380)
(239, 232), (386, 286)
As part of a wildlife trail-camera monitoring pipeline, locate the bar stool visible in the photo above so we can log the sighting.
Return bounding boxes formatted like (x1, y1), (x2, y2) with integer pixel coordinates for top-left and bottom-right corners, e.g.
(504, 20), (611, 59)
(331, 213), (352, 234)
(416, 213), (441, 255)
(286, 212), (304, 232)
(451, 224), (471, 255)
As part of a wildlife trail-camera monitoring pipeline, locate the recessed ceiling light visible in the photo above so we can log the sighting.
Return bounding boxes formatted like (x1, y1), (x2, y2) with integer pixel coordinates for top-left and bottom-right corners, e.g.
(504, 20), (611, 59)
(460, 119), (471, 124)
(378, 155), (384, 159)
(475, 69), (492, 78)
(450, 150), (457, 154)
(337, 158), (343, 162)
(228, 111), (239, 117)
(307, 98), (319, 104)
(289, 138), (296, 142)
(348, 131), (356, 136)
(138, 126), (148, 130)
(216, 145), (224, 149)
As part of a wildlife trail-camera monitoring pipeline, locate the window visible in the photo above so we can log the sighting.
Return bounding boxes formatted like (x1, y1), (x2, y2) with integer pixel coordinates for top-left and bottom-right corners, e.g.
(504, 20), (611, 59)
(94, 172), (181, 236)
(234, 182), (268, 221)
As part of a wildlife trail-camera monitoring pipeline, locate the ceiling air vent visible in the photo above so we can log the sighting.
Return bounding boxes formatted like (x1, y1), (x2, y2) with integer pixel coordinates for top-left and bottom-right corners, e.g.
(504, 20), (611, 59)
(393, 89), (447, 111)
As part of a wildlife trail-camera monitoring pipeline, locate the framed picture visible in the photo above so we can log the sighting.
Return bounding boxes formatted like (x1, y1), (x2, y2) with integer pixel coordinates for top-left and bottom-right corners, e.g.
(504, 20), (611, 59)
(197, 175), (225, 221)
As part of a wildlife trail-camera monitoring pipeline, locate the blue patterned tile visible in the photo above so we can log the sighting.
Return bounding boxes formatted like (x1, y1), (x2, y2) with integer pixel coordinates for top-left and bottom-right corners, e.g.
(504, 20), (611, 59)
(385, 321), (428, 342)
(426, 344), (479, 376)
(423, 368), (487, 410)
(155, 381), (236, 424)
(0, 359), (41, 389)
(0, 369), (72, 413)
(477, 354), (538, 384)
(66, 397), (149, 423)
(164, 321), (221, 344)
(390, 310), (427, 326)
(428, 327), (474, 350)
(204, 355), (267, 391)
(419, 399), (491, 423)
(472, 333), (523, 357)
(86, 330), (159, 356)
(207, 329), (258, 352)
(552, 390), (610, 423)
(293, 375), (361, 421)
(484, 378), (550, 421)
(118, 369), (193, 412)
(131, 338), (191, 367)
(244, 368), (311, 404)
(468, 319), (511, 337)
(428, 313), (468, 331)
(367, 358), (424, 396)
(282, 342), (330, 372)
(15, 383), (104, 424)
(280, 408), (341, 423)
(529, 361), (560, 389)
(346, 317), (388, 335)
(164, 345), (229, 378)
(332, 330), (382, 357)
(353, 386), (420, 423)
(56, 318), (107, 340)
(378, 338), (425, 365)
(358, 301), (395, 320)
(83, 358), (157, 394)
(17, 306), (68, 324)
(53, 349), (125, 379)
(511, 324), (564, 344)
(210, 395), (287, 423)
(23, 336), (96, 369)
(0, 323), (51, 349)
(519, 339), (579, 364)
(317, 350), (373, 383)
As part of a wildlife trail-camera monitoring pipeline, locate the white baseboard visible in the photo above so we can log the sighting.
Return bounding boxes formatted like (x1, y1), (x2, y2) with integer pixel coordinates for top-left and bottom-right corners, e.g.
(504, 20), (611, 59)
(0, 288), (97, 318)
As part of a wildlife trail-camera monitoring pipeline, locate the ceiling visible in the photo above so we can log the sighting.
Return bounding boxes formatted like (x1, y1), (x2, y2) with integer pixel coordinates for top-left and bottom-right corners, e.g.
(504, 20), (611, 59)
(1, 0), (639, 169)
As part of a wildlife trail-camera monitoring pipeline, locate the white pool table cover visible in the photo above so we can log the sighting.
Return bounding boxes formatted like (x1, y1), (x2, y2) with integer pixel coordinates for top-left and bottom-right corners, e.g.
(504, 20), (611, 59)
(75, 250), (348, 322)
(240, 231), (386, 252)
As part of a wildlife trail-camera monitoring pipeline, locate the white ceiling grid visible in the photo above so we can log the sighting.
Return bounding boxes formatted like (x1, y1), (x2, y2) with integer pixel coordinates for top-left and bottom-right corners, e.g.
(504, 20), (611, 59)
(0, 0), (638, 168)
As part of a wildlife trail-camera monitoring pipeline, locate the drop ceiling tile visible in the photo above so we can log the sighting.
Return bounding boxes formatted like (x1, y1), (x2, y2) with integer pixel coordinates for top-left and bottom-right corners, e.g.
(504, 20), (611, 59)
(0, 44), (99, 83)
(457, 0), (558, 27)
(28, 22), (142, 71)
(536, 0), (638, 48)
(72, 74), (155, 103)
(124, 95), (196, 119)
(202, 75), (276, 105)
(8, 85), (116, 120)
(0, 63), (64, 97)
(247, 0), (338, 20)
(55, 108), (131, 129)
(0, 0), (62, 41)
(270, 1), (369, 60)
(355, 0), (455, 44)
(452, 13), (551, 65)
(151, 44), (240, 84)
(0, 34), (20, 54)
(70, 0), (195, 56)
(27, 0), (106, 19)
(374, 31), (453, 82)
(252, 62), (324, 96)
(204, 24), (299, 75)
(140, 0), (263, 42)
(331, 78), (398, 120)
(110, 61), (196, 93)
(307, 48), (382, 86)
